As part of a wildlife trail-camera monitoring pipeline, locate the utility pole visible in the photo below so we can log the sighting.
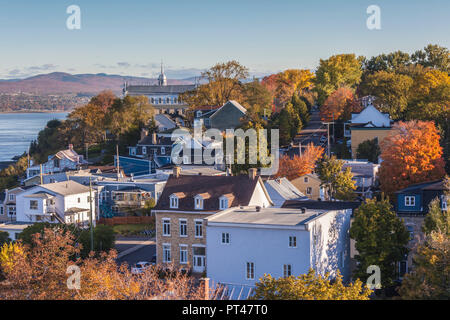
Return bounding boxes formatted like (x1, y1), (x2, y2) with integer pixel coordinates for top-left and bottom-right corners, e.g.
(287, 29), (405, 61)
(323, 121), (334, 157)
(116, 144), (120, 181)
(89, 177), (94, 252)
(299, 141), (302, 157)
(85, 143), (89, 163)
(40, 164), (43, 185)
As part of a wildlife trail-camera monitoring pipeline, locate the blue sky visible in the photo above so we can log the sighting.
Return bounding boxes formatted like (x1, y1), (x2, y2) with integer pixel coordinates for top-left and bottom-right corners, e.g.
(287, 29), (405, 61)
(0, 0), (448, 79)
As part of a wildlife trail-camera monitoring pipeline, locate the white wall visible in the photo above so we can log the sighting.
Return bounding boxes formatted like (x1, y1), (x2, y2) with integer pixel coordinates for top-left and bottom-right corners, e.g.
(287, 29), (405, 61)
(248, 181), (271, 208)
(309, 209), (352, 281)
(206, 225), (310, 287)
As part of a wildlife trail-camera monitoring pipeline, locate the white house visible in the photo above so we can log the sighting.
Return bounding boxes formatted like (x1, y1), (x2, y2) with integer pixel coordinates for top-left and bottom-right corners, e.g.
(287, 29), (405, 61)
(15, 180), (96, 226)
(26, 145), (87, 179)
(206, 206), (352, 296)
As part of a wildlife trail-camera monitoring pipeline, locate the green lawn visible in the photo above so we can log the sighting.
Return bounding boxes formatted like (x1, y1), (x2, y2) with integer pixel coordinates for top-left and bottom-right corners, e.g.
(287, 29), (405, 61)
(113, 224), (154, 236)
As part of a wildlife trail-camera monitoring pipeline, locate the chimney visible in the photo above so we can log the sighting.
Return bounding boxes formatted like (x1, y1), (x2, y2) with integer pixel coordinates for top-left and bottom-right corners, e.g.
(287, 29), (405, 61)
(140, 128), (149, 141)
(152, 132), (157, 145)
(173, 166), (181, 178)
(68, 144), (73, 150)
(249, 168), (257, 180)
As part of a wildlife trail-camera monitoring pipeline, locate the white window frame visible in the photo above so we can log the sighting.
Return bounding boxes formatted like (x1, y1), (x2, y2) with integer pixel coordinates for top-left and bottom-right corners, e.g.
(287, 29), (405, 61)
(9, 194), (14, 201)
(194, 195), (204, 210)
(306, 187), (312, 195)
(169, 195), (179, 209)
(161, 147), (166, 155)
(179, 219), (187, 237)
(283, 264), (292, 277)
(221, 232), (230, 244)
(246, 262), (255, 280)
(29, 200), (38, 210)
(162, 218), (171, 236)
(304, 177), (309, 183)
(219, 196), (229, 210)
(163, 244), (171, 263)
(179, 245), (188, 264)
(405, 196), (415, 207)
(289, 236), (297, 248)
(195, 219), (203, 238)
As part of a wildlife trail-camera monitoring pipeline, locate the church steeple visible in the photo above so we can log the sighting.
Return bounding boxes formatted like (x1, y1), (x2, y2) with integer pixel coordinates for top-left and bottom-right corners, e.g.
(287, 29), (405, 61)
(158, 60), (167, 86)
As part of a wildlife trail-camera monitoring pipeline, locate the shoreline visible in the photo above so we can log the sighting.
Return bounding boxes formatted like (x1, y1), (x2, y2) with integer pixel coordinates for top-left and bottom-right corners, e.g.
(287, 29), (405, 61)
(0, 110), (71, 114)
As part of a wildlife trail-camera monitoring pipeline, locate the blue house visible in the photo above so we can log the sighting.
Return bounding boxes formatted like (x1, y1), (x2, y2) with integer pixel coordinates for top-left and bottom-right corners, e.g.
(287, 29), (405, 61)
(395, 179), (446, 215)
(394, 179), (447, 277)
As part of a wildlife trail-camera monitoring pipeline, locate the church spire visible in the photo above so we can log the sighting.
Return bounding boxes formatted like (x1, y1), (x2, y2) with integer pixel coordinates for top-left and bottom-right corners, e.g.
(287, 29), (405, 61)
(158, 59), (167, 86)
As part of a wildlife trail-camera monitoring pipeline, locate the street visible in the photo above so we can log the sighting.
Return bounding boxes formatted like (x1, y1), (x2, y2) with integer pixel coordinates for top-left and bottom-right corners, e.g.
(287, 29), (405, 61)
(115, 237), (156, 268)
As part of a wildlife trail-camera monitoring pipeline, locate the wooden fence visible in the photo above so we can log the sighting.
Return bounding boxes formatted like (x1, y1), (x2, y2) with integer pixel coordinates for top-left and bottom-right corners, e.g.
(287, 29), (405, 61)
(98, 216), (154, 226)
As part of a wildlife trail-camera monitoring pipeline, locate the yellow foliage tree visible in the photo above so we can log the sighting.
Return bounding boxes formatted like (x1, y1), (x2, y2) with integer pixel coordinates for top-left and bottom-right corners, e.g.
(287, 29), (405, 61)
(251, 269), (372, 300)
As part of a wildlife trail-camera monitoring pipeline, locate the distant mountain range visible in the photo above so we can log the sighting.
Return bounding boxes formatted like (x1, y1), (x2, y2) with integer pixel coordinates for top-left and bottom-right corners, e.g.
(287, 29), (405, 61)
(0, 72), (196, 95)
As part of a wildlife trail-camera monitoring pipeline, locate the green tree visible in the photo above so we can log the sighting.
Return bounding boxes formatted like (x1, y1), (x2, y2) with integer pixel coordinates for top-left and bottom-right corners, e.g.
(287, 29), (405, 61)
(314, 54), (363, 105)
(349, 198), (410, 288)
(360, 71), (414, 119)
(79, 224), (115, 257)
(251, 269), (371, 300)
(356, 138), (381, 164)
(362, 51), (411, 74)
(0, 231), (10, 246)
(242, 79), (273, 117)
(316, 155), (356, 201)
(398, 231), (449, 300)
(291, 93), (310, 126)
(423, 178), (449, 236)
(411, 44), (450, 73)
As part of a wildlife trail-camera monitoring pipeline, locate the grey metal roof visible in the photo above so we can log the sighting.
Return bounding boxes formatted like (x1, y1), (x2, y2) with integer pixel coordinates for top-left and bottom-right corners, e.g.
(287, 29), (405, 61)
(126, 84), (196, 95)
(207, 206), (326, 227)
(41, 180), (90, 196)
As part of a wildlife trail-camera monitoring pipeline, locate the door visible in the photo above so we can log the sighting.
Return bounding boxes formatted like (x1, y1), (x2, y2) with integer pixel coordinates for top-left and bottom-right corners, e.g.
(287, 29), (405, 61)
(192, 247), (206, 273)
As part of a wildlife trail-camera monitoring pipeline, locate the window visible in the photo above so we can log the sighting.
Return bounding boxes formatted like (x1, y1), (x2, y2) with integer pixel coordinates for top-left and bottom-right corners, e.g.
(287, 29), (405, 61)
(169, 195), (179, 209)
(304, 177), (309, 183)
(174, 98), (178, 104)
(29, 200), (38, 210)
(9, 194), (14, 201)
(8, 206), (16, 216)
(195, 220), (203, 238)
(221, 232), (230, 244)
(0, 207), (3, 215)
(441, 195), (448, 211)
(77, 198), (81, 203)
(179, 245), (188, 264)
(219, 197), (229, 210)
(196, 111), (202, 118)
(54, 159), (60, 168)
(162, 219), (171, 236)
(194, 196), (203, 210)
(142, 147), (147, 155)
(283, 264), (292, 277)
(289, 236), (297, 248)
(161, 147), (166, 155)
(246, 262), (255, 280)
(407, 225), (414, 240)
(306, 187), (312, 195)
(405, 196), (415, 207)
(151, 97), (155, 104)
(163, 244), (171, 263)
(159, 98), (162, 104)
(179, 219), (187, 237)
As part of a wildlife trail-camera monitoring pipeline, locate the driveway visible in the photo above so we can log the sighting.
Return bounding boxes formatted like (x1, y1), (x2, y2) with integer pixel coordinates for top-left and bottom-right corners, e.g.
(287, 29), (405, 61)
(115, 237), (156, 267)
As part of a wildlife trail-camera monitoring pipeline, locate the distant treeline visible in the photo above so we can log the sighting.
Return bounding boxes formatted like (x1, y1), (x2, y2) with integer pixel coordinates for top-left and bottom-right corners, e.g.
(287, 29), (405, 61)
(0, 93), (90, 112)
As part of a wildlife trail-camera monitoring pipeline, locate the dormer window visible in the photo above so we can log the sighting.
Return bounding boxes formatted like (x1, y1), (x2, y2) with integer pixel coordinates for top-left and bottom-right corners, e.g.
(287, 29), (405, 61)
(194, 195), (204, 210)
(219, 196), (229, 210)
(170, 194), (179, 209)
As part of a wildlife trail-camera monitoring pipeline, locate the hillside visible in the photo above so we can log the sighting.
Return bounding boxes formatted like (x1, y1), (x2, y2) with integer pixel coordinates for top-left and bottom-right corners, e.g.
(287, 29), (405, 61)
(0, 72), (195, 95)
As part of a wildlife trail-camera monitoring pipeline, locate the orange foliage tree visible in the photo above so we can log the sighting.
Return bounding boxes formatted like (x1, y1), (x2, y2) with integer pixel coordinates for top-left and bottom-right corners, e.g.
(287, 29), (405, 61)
(275, 143), (324, 180)
(320, 87), (362, 122)
(0, 228), (213, 300)
(379, 121), (446, 196)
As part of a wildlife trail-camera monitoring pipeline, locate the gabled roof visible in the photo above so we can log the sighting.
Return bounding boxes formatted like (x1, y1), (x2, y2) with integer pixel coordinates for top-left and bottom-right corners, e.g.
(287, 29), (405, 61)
(264, 178), (308, 201)
(126, 84), (196, 95)
(395, 179), (445, 194)
(154, 174), (267, 211)
(209, 100), (247, 119)
(40, 180), (90, 196)
(50, 148), (83, 163)
(138, 135), (174, 146)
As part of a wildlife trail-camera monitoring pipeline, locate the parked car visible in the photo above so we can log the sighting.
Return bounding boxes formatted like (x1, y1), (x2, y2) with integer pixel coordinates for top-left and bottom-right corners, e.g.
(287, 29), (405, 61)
(131, 261), (151, 274)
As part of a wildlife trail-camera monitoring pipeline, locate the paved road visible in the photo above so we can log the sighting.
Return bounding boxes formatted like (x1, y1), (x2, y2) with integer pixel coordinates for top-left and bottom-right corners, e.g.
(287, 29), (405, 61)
(115, 237), (156, 267)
